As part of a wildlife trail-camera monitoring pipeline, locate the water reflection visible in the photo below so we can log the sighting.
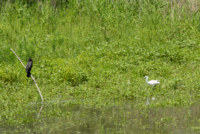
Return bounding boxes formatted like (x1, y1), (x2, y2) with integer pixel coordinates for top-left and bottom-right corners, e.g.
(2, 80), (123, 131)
(2, 102), (200, 133)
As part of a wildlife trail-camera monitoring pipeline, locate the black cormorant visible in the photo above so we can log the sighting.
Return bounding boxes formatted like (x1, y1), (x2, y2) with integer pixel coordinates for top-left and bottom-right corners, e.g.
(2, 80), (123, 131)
(26, 58), (33, 77)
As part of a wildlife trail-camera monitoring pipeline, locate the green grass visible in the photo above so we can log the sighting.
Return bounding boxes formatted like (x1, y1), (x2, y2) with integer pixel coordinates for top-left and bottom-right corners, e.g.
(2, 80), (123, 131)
(0, 0), (200, 127)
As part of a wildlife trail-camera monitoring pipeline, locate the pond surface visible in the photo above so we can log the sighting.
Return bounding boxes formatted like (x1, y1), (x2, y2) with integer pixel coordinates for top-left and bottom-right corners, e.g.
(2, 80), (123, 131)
(1, 101), (200, 134)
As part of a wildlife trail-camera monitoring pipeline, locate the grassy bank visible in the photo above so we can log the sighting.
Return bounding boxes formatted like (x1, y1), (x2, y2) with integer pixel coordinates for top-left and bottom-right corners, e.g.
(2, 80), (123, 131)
(0, 0), (200, 115)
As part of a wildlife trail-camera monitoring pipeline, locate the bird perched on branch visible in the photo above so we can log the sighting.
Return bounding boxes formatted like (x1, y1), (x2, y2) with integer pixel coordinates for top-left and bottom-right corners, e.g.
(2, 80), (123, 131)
(26, 58), (33, 77)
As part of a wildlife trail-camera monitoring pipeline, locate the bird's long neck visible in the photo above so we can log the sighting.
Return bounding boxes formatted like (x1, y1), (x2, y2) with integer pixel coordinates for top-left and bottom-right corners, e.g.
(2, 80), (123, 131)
(146, 77), (148, 83)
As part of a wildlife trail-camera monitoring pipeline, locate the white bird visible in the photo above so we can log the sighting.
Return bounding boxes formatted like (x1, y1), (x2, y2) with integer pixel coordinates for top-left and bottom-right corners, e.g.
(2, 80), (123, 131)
(144, 76), (160, 87)
(144, 76), (160, 105)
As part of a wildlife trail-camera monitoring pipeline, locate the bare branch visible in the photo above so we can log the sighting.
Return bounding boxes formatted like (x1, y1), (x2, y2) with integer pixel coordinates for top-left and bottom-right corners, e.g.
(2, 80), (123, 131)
(10, 48), (44, 103)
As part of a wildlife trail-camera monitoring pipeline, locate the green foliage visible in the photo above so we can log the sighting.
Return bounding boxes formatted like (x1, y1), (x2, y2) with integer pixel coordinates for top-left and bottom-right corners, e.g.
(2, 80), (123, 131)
(0, 1), (200, 131)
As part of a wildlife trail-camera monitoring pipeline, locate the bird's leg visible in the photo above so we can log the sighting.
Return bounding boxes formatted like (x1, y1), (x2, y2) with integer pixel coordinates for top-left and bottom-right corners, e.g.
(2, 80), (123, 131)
(152, 85), (156, 90)
(146, 89), (151, 105)
(151, 86), (157, 100)
(150, 87), (155, 100)
(146, 98), (150, 105)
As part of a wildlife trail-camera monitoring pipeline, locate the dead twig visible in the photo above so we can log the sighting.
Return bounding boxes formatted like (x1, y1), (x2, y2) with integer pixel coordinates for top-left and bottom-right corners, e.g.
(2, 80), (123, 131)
(10, 48), (44, 103)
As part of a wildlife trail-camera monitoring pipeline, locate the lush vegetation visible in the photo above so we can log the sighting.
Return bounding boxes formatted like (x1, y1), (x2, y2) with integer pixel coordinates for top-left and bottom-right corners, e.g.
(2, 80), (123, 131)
(0, 0), (200, 132)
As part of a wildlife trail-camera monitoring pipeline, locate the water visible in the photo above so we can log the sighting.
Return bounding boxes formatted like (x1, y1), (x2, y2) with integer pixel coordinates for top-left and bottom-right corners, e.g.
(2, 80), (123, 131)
(1, 101), (200, 133)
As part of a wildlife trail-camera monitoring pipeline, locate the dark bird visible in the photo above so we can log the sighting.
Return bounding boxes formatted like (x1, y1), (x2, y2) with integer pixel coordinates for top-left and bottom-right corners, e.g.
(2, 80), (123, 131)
(26, 58), (33, 77)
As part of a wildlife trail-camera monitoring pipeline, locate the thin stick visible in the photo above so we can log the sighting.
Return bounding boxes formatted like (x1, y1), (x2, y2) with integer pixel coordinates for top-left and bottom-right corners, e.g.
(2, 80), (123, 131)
(10, 48), (44, 102)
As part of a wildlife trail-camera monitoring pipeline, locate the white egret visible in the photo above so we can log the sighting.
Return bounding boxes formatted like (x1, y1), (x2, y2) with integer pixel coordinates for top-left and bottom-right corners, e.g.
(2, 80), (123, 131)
(144, 76), (160, 105)
(144, 76), (160, 87)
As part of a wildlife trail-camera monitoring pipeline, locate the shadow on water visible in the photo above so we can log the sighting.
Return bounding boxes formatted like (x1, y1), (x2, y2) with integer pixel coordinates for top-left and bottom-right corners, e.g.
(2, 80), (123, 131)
(1, 100), (200, 133)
